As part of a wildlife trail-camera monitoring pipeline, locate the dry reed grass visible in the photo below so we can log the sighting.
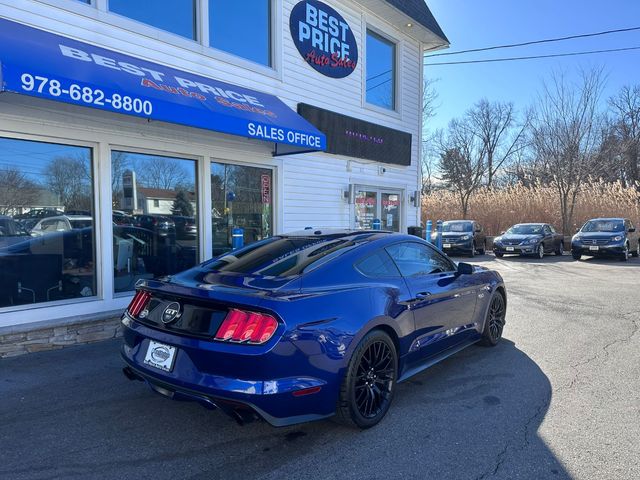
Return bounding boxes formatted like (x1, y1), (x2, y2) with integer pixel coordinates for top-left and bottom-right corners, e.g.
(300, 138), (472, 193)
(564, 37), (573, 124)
(422, 180), (640, 235)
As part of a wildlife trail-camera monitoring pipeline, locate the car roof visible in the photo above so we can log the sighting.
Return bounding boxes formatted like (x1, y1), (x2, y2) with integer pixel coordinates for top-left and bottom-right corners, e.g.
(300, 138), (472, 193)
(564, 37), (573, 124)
(443, 220), (474, 223)
(587, 217), (626, 221)
(283, 229), (395, 238)
(513, 223), (547, 226)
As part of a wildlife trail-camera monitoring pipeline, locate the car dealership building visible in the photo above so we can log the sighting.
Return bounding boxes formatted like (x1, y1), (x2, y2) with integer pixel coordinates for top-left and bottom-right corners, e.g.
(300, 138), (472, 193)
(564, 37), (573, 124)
(0, 0), (448, 355)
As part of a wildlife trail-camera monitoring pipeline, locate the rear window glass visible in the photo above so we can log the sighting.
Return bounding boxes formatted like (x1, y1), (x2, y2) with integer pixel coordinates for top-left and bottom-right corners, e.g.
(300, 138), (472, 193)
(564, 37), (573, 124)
(205, 234), (372, 277)
(356, 250), (400, 277)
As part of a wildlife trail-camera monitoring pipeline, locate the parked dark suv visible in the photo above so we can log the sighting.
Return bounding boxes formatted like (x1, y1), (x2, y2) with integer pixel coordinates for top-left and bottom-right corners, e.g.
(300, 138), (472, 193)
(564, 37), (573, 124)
(493, 223), (564, 259)
(437, 220), (487, 257)
(571, 218), (639, 261)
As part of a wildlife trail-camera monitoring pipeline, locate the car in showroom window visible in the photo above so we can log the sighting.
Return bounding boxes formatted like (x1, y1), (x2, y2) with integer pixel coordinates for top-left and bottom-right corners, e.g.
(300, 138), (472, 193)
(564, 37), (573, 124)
(121, 230), (506, 428)
(0, 137), (96, 308)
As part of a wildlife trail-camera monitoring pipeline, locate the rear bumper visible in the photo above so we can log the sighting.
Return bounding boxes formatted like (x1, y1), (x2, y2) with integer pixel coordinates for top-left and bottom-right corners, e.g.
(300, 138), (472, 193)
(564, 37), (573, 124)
(120, 316), (338, 427)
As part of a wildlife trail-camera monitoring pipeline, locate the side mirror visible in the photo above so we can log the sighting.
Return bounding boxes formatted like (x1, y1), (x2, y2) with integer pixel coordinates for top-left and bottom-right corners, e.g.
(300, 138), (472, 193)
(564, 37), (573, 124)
(457, 262), (474, 275)
(500, 231), (506, 235)
(575, 227), (580, 233)
(629, 228), (636, 233)
(475, 227), (482, 233)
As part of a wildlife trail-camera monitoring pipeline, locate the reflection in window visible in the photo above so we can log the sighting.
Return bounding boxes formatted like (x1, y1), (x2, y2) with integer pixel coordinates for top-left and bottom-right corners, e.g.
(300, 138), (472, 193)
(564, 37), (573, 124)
(109, 0), (197, 40)
(211, 162), (272, 256)
(366, 30), (396, 110)
(0, 137), (95, 308)
(209, 0), (271, 66)
(111, 151), (198, 293)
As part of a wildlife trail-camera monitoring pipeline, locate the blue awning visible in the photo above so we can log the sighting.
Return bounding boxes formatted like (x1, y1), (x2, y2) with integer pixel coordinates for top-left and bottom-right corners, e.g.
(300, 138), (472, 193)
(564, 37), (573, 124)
(0, 18), (326, 155)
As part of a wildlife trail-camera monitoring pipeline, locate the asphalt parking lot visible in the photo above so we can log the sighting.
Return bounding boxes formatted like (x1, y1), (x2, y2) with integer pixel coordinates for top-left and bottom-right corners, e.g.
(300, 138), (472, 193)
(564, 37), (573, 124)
(1, 253), (639, 480)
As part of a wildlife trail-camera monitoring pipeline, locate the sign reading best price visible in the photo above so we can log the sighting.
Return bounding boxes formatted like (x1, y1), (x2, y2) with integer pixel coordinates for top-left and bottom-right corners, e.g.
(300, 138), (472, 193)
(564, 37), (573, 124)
(290, 0), (358, 79)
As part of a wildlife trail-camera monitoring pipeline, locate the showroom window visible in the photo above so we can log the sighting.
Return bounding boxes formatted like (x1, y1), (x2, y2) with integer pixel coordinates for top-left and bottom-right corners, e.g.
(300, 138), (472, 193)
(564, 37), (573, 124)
(0, 137), (95, 309)
(109, 0), (198, 40)
(211, 162), (273, 256)
(354, 188), (401, 232)
(209, 0), (272, 66)
(366, 30), (396, 110)
(111, 151), (198, 293)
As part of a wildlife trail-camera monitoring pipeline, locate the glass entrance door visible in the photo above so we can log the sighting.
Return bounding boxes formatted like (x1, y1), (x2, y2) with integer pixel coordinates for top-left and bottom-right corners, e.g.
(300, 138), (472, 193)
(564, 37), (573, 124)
(354, 187), (402, 232)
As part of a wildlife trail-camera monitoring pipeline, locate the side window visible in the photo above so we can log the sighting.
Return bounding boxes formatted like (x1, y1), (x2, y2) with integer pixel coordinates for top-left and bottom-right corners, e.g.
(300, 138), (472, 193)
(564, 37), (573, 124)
(386, 242), (454, 277)
(549, 225), (556, 234)
(475, 223), (482, 233)
(355, 249), (401, 278)
(543, 225), (552, 235)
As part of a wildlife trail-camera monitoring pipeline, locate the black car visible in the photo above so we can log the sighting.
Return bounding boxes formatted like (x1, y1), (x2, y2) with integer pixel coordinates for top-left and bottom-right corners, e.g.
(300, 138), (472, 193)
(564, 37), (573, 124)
(436, 220), (486, 257)
(571, 218), (639, 261)
(172, 216), (197, 240)
(493, 223), (564, 259)
(134, 215), (176, 237)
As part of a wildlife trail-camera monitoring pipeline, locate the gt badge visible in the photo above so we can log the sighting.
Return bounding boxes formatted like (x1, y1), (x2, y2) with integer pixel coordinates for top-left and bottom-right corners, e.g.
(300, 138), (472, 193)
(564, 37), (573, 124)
(162, 302), (181, 324)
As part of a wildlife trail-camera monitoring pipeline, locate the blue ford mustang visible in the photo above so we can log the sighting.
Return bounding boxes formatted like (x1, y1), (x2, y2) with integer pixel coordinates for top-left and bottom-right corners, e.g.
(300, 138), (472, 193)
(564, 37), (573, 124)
(121, 230), (507, 428)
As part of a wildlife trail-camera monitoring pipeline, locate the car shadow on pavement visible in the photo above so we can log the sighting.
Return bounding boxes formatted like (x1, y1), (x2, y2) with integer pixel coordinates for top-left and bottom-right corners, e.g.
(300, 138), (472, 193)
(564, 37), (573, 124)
(0, 337), (569, 480)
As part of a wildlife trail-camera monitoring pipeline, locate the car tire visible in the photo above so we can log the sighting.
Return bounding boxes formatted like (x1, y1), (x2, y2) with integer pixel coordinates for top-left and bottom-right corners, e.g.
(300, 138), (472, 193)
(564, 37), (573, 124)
(335, 330), (398, 429)
(495, 252), (504, 258)
(479, 291), (506, 347)
(555, 242), (564, 256)
(537, 244), (544, 259)
(572, 251), (582, 260)
(620, 243), (630, 262)
(631, 243), (640, 258)
(479, 241), (487, 255)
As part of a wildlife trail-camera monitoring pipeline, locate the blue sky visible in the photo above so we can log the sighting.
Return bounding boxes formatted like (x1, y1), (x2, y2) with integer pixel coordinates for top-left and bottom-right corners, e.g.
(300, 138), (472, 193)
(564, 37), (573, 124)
(425, 0), (640, 131)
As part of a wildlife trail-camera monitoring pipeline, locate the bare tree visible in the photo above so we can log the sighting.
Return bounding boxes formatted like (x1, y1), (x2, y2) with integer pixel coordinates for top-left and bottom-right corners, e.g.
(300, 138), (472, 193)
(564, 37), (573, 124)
(468, 99), (529, 188)
(45, 155), (93, 211)
(436, 119), (487, 217)
(421, 78), (440, 194)
(529, 68), (607, 233)
(135, 156), (190, 190)
(0, 168), (39, 215)
(608, 84), (640, 187)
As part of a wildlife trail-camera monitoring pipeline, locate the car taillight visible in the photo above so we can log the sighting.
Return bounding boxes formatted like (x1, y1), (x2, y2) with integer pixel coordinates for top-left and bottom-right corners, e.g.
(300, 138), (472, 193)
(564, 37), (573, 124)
(127, 290), (151, 317)
(215, 309), (278, 344)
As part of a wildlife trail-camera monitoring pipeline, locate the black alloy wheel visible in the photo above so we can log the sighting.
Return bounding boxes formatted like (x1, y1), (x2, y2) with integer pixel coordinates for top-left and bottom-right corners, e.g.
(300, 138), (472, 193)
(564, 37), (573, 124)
(555, 242), (564, 256)
(537, 244), (545, 259)
(480, 292), (506, 347)
(335, 330), (397, 429)
(620, 243), (630, 262)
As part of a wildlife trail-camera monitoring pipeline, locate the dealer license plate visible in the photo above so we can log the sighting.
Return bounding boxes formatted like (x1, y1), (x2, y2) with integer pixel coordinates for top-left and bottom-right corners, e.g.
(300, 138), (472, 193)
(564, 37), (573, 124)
(589, 246), (599, 251)
(443, 243), (451, 248)
(144, 340), (177, 372)
(506, 247), (515, 252)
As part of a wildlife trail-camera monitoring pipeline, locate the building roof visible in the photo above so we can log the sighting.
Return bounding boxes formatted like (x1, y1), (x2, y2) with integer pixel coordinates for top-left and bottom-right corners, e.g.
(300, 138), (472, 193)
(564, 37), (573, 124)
(383, 0), (449, 44)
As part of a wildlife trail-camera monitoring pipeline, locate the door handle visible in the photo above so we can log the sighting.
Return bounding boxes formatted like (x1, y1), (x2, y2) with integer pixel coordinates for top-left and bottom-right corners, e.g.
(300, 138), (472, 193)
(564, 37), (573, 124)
(415, 292), (432, 300)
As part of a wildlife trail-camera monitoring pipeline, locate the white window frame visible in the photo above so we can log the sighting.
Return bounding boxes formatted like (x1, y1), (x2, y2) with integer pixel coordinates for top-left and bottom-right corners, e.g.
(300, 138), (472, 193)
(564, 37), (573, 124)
(0, 132), (103, 314)
(107, 144), (203, 298)
(33, 0), (282, 80)
(361, 20), (403, 119)
(209, 157), (277, 258)
(353, 185), (404, 233)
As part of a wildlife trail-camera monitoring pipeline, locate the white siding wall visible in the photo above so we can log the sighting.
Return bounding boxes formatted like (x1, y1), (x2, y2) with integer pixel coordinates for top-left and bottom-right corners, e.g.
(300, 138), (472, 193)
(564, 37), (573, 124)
(0, 0), (425, 327)
(0, 0), (423, 232)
